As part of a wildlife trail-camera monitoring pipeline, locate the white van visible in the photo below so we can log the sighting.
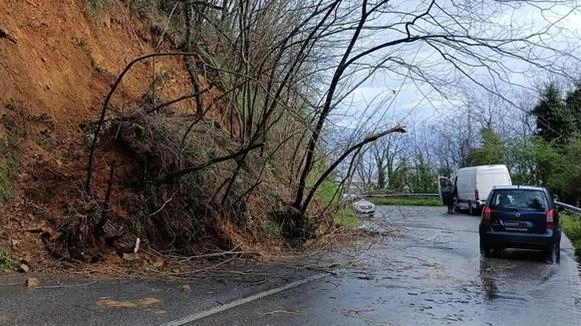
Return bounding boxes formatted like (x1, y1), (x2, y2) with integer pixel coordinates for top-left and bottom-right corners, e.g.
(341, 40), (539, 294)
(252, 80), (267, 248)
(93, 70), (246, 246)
(439, 165), (512, 215)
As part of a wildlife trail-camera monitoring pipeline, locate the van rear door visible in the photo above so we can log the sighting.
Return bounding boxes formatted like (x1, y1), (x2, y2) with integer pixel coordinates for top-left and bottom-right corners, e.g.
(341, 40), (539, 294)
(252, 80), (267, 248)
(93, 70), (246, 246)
(456, 167), (476, 203)
(476, 166), (511, 203)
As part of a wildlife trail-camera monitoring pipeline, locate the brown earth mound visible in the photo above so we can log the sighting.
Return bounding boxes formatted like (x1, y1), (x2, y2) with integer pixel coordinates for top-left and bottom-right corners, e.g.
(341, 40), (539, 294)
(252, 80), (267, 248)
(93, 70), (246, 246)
(0, 0), (245, 273)
(0, 0), (348, 276)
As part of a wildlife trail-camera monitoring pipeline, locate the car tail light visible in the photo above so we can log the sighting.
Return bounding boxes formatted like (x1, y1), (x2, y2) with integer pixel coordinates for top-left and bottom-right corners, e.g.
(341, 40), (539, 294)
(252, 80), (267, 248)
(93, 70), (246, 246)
(475, 189), (480, 201)
(482, 207), (492, 225)
(546, 209), (555, 229)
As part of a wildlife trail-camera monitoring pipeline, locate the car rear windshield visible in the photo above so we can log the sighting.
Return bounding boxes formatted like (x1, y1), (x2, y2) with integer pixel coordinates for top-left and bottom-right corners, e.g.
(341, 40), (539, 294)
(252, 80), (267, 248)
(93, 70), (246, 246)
(489, 189), (548, 211)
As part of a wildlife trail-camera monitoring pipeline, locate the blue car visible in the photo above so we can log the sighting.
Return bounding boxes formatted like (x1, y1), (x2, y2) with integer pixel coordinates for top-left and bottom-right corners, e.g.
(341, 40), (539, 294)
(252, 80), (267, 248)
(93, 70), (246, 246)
(478, 186), (561, 262)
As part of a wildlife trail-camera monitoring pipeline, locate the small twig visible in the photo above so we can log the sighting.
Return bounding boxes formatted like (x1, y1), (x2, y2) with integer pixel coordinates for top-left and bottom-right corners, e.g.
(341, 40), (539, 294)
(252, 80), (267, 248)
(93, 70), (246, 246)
(165, 244), (252, 262)
(161, 142), (264, 183)
(342, 308), (376, 314)
(0, 28), (17, 44)
(36, 281), (98, 289)
(301, 265), (339, 276)
(96, 163), (116, 233)
(177, 251), (254, 262)
(159, 258), (234, 276)
(148, 198), (173, 217)
(133, 237), (141, 254)
(261, 310), (302, 316)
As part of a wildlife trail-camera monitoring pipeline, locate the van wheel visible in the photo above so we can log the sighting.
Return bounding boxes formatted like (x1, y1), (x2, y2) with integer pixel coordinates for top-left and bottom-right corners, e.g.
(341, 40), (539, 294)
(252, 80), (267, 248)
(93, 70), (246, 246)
(453, 197), (460, 212)
(468, 203), (474, 216)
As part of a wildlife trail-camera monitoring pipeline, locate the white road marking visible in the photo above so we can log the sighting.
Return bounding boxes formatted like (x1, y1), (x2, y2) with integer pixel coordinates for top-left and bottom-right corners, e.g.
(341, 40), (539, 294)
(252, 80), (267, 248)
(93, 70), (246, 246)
(159, 274), (326, 326)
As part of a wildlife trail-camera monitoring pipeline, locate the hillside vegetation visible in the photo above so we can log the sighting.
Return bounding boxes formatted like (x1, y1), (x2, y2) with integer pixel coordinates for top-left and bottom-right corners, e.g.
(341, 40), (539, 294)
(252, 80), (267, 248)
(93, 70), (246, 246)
(0, 0), (367, 269)
(0, 0), (578, 271)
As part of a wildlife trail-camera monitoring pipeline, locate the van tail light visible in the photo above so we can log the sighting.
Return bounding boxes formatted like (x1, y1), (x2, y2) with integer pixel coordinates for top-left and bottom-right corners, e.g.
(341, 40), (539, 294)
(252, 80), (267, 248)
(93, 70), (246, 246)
(482, 207), (492, 225)
(546, 209), (555, 229)
(475, 189), (480, 201)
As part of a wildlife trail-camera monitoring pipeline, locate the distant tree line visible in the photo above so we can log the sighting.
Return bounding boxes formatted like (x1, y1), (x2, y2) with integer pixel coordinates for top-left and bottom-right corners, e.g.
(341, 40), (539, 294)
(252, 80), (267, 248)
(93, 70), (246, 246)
(351, 81), (581, 204)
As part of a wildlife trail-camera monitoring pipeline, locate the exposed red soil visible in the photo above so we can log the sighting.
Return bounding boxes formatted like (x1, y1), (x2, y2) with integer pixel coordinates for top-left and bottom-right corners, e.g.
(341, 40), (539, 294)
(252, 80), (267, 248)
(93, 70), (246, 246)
(0, 0), (333, 276)
(0, 0), (210, 273)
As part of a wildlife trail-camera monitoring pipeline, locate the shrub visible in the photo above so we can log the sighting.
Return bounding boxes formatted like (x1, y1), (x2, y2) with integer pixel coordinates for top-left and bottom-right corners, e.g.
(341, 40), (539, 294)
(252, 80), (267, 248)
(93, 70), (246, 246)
(561, 212), (581, 255)
(0, 250), (16, 271)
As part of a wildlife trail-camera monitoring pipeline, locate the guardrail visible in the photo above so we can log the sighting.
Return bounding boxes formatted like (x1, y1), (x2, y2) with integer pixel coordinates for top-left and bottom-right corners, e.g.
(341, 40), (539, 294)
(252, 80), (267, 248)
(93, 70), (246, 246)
(364, 196), (581, 214)
(365, 193), (440, 199)
(555, 201), (581, 215)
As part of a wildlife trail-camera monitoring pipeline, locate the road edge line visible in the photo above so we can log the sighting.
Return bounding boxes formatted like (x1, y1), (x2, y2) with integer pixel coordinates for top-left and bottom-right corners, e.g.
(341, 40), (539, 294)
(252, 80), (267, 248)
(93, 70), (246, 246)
(159, 273), (326, 326)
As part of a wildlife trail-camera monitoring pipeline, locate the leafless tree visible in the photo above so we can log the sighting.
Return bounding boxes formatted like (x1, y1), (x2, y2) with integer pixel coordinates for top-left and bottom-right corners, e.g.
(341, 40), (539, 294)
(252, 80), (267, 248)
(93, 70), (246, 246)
(85, 0), (581, 242)
(371, 132), (406, 189)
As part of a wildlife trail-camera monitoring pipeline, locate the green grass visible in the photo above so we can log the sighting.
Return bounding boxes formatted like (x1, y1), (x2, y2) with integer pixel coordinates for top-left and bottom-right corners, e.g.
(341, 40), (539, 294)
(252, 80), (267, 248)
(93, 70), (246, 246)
(369, 197), (441, 207)
(75, 36), (88, 49)
(334, 207), (361, 229)
(0, 106), (23, 207)
(307, 163), (342, 207)
(561, 212), (581, 255)
(0, 250), (16, 271)
(262, 219), (282, 238)
(315, 177), (341, 206)
(86, 0), (102, 19)
(0, 163), (11, 204)
(306, 165), (361, 229)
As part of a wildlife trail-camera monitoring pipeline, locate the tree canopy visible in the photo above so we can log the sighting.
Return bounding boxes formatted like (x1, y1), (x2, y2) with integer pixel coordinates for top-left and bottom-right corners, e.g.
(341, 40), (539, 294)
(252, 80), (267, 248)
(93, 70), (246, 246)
(532, 83), (576, 145)
(468, 127), (504, 166)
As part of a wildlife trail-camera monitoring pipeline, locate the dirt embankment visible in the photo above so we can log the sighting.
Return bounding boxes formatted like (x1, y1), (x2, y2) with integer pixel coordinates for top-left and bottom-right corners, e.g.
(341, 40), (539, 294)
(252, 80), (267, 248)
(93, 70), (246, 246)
(0, 0), (202, 272)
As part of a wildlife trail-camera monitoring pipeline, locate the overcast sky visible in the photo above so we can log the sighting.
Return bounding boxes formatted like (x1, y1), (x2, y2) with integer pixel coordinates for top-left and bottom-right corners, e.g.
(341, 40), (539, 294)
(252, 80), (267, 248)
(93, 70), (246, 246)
(330, 0), (581, 132)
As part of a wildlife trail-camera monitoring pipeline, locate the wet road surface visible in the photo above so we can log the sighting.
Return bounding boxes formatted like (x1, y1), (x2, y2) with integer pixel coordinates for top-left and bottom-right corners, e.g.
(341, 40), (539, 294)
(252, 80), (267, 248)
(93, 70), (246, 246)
(1, 206), (580, 325)
(0, 262), (318, 326)
(193, 206), (581, 326)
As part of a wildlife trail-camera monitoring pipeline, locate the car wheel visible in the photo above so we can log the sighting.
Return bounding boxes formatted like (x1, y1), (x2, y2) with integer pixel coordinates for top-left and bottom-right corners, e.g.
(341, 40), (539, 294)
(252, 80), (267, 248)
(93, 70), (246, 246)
(482, 247), (494, 257)
(546, 244), (559, 264)
(453, 197), (460, 212)
(480, 238), (493, 257)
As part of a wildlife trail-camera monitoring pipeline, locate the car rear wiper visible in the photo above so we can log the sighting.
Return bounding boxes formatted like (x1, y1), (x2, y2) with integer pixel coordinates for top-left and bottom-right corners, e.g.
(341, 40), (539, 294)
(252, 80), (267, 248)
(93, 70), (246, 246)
(495, 207), (518, 211)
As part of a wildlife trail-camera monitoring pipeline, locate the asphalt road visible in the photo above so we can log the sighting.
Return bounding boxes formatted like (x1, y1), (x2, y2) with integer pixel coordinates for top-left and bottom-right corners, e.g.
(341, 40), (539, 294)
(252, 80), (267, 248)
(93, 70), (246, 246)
(192, 206), (581, 326)
(1, 206), (580, 325)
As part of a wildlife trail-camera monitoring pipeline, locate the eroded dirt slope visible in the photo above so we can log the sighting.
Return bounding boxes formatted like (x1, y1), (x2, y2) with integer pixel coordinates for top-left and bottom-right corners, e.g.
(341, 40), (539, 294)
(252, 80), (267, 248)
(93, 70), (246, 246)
(0, 0), (195, 271)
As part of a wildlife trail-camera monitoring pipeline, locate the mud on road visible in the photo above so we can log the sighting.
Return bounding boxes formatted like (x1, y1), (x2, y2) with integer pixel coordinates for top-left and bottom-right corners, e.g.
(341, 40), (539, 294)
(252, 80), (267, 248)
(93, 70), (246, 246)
(1, 206), (580, 326)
